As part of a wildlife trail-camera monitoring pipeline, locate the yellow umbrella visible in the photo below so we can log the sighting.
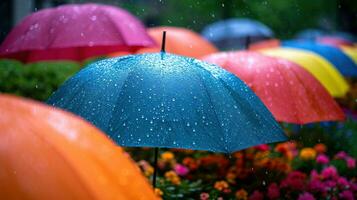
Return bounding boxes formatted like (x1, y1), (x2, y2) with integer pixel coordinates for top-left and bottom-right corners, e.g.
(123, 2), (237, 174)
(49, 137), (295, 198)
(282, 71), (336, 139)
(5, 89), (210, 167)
(341, 46), (357, 64)
(260, 47), (349, 98)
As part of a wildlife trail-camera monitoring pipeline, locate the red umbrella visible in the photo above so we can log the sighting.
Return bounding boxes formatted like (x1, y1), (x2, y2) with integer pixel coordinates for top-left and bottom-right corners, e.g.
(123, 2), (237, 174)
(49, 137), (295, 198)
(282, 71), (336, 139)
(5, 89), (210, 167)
(0, 4), (155, 62)
(202, 51), (345, 124)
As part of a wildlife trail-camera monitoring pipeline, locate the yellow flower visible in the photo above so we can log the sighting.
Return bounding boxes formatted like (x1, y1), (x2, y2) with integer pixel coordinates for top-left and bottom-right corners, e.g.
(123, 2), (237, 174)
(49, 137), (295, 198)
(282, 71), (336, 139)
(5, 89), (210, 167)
(154, 188), (163, 197)
(144, 165), (154, 176)
(214, 180), (229, 191)
(165, 170), (181, 185)
(235, 189), (248, 200)
(161, 151), (174, 162)
(300, 148), (317, 160)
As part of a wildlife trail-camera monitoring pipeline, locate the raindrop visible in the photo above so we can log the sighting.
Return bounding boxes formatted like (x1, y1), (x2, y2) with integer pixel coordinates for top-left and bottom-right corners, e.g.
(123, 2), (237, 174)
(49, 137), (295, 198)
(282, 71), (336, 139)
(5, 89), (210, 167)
(90, 15), (97, 21)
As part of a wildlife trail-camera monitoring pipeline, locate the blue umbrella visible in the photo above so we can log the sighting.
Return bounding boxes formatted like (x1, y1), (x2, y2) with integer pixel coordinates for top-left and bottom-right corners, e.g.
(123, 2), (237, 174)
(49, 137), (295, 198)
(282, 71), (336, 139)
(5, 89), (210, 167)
(296, 29), (356, 42)
(295, 29), (327, 40)
(201, 18), (273, 50)
(283, 41), (357, 77)
(48, 33), (286, 186)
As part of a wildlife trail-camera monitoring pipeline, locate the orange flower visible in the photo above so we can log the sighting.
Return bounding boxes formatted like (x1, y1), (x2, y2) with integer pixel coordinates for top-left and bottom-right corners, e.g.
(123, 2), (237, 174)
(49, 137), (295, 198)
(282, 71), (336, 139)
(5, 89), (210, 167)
(183, 157), (199, 170)
(274, 142), (297, 160)
(165, 170), (181, 185)
(235, 189), (248, 200)
(226, 172), (237, 184)
(161, 151), (174, 162)
(154, 188), (163, 197)
(314, 143), (327, 154)
(253, 151), (270, 168)
(300, 148), (317, 160)
(214, 181), (229, 191)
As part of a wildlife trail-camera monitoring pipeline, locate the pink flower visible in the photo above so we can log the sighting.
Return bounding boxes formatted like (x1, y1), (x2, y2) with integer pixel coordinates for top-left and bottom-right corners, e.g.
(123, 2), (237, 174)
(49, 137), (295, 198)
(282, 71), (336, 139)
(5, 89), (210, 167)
(310, 170), (320, 180)
(298, 192), (315, 200)
(200, 192), (209, 200)
(346, 157), (356, 169)
(267, 183), (280, 199)
(337, 177), (350, 189)
(316, 154), (329, 165)
(249, 190), (264, 200)
(335, 151), (348, 160)
(174, 164), (189, 176)
(255, 144), (270, 151)
(339, 190), (354, 200)
(321, 166), (338, 180)
(324, 180), (337, 188)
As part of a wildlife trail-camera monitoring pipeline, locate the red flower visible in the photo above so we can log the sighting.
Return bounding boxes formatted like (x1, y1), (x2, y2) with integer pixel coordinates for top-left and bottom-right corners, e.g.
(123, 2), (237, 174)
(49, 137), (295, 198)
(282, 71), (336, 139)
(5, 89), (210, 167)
(249, 190), (264, 200)
(267, 183), (280, 199)
(280, 171), (307, 191)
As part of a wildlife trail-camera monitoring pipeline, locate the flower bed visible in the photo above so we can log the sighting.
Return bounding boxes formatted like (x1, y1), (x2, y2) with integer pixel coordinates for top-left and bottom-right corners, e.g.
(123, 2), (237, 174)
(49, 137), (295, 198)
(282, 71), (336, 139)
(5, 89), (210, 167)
(129, 137), (356, 199)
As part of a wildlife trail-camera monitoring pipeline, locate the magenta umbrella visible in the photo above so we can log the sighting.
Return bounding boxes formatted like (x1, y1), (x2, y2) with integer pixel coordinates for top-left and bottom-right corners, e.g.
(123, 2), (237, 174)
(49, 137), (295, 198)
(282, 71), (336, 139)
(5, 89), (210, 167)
(0, 3), (156, 62)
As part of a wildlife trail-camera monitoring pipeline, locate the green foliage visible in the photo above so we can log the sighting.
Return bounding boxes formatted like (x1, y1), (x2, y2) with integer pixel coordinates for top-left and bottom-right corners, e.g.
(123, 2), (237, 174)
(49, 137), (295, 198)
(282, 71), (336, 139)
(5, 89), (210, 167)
(0, 59), (80, 101)
(157, 179), (203, 199)
(288, 120), (357, 158)
(119, 0), (342, 38)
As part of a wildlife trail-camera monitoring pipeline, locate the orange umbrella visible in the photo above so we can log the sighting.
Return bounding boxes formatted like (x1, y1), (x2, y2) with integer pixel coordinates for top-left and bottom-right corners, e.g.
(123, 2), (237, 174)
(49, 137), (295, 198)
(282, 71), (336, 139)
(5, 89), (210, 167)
(110, 26), (218, 58)
(0, 94), (157, 200)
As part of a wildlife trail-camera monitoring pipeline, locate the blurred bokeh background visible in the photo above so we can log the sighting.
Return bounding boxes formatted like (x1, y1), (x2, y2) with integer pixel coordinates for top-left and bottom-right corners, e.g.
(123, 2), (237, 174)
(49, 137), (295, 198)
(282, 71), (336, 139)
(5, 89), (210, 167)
(1, 0), (357, 42)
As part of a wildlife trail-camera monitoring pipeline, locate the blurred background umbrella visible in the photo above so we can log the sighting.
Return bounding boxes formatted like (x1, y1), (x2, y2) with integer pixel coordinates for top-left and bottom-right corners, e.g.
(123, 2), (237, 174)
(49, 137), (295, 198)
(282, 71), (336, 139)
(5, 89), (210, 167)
(201, 18), (273, 50)
(0, 94), (156, 200)
(283, 41), (357, 76)
(202, 51), (345, 124)
(340, 46), (357, 64)
(296, 29), (356, 42)
(0, 3), (155, 63)
(316, 36), (354, 47)
(110, 26), (218, 59)
(295, 28), (326, 40)
(261, 47), (350, 98)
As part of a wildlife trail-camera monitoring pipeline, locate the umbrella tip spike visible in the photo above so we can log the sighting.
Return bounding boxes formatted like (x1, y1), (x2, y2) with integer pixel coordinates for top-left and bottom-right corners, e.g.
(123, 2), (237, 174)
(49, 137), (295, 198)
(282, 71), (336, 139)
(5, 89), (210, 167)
(161, 31), (166, 53)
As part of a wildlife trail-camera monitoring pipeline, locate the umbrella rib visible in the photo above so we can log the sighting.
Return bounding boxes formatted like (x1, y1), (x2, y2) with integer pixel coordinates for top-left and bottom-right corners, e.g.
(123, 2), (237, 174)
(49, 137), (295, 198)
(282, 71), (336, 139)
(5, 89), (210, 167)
(194, 72), (229, 152)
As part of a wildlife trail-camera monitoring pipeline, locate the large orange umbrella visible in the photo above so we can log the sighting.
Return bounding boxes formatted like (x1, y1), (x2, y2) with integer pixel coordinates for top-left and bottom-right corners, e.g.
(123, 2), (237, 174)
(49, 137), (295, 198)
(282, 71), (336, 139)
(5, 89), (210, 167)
(0, 94), (157, 200)
(110, 26), (218, 58)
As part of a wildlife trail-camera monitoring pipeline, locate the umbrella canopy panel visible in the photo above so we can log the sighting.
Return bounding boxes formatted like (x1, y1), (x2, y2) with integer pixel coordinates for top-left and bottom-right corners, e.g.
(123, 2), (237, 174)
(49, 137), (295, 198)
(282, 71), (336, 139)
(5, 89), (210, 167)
(261, 47), (350, 98)
(283, 41), (357, 76)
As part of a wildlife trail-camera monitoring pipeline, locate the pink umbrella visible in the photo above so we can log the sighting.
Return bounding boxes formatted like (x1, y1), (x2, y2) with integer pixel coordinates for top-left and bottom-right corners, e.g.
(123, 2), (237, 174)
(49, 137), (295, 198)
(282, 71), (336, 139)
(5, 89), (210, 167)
(0, 4), (155, 62)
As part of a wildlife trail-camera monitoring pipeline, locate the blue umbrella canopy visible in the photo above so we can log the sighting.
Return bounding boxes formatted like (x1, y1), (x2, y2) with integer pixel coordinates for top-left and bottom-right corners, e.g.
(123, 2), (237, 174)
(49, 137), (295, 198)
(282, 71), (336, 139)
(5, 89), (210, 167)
(47, 53), (286, 153)
(296, 29), (356, 42)
(283, 41), (357, 77)
(201, 18), (273, 50)
(295, 29), (326, 40)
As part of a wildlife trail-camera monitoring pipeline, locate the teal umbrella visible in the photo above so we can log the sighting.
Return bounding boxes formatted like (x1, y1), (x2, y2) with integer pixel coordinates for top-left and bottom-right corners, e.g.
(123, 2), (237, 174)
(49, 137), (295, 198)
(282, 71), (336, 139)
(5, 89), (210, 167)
(48, 32), (286, 186)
